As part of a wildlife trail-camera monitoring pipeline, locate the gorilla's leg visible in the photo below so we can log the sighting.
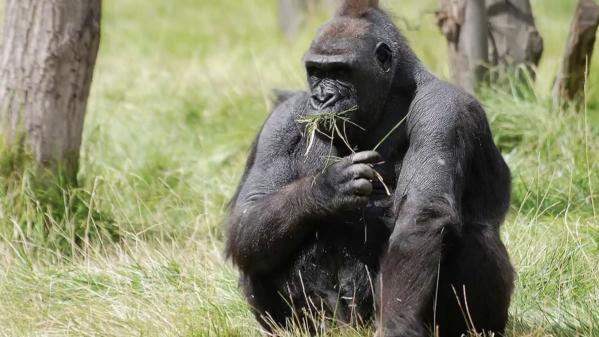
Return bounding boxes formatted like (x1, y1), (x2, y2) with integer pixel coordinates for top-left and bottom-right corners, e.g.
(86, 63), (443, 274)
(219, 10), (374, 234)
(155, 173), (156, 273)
(435, 226), (514, 337)
(241, 274), (292, 332)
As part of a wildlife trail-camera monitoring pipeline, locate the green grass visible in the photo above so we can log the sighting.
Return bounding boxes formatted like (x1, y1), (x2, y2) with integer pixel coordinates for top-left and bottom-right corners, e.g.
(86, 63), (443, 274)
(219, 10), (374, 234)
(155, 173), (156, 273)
(0, 0), (598, 336)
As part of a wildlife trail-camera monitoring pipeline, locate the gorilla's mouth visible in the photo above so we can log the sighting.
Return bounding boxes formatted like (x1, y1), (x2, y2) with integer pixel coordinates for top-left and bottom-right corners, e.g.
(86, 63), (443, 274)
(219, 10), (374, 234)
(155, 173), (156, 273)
(310, 90), (340, 111)
(309, 79), (354, 112)
(297, 105), (361, 146)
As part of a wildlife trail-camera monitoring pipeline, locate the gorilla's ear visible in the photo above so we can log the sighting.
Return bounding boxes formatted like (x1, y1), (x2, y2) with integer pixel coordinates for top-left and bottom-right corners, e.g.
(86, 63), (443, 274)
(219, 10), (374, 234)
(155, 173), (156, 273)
(339, 0), (379, 17)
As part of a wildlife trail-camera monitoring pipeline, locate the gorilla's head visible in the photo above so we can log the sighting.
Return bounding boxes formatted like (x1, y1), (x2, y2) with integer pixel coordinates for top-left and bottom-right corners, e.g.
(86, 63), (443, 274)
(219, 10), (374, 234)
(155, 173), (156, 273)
(303, 0), (412, 135)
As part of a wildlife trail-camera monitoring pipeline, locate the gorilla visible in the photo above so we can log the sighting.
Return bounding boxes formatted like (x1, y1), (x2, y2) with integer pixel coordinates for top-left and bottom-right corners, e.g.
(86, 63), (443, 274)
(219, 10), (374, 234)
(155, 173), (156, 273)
(225, 0), (514, 336)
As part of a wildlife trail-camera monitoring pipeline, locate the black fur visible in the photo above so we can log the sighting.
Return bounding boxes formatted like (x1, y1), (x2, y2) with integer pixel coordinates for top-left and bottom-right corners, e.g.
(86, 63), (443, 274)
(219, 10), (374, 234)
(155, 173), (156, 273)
(225, 3), (513, 337)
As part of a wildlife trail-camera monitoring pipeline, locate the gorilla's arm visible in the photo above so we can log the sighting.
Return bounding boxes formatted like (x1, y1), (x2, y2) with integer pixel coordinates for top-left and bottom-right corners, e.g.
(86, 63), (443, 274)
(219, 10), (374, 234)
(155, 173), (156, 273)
(225, 100), (318, 274)
(226, 164), (323, 274)
(378, 88), (471, 336)
(226, 97), (380, 275)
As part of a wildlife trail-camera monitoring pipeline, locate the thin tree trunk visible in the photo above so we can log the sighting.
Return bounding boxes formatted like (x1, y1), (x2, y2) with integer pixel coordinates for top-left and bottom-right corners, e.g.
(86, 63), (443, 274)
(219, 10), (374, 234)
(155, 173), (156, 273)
(279, 0), (305, 39)
(463, 0), (489, 90)
(0, 0), (101, 182)
(553, 0), (599, 105)
(278, 0), (335, 39)
(437, 0), (489, 93)
(486, 0), (543, 76)
(437, 0), (543, 90)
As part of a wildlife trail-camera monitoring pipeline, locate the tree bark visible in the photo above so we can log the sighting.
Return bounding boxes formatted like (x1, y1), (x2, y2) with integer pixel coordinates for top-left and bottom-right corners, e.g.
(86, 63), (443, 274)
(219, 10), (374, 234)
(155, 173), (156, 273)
(553, 0), (599, 105)
(278, 0), (335, 39)
(437, 0), (543, 91)
(279, 0), (306, 40)
(486, 0), (543, 76)
(0, 0), (101, 181)
(463, 0), (489, 91)
(437, 0), (489, 93)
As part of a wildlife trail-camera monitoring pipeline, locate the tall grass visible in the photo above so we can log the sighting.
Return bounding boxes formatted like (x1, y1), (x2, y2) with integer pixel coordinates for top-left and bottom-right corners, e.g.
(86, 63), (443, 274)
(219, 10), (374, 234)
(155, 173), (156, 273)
(0, 0), (597, 336)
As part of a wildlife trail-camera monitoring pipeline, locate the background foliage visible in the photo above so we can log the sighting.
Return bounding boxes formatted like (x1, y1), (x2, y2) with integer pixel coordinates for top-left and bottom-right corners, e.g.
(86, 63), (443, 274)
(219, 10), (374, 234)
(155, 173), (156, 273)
(0, 0), (598, 336)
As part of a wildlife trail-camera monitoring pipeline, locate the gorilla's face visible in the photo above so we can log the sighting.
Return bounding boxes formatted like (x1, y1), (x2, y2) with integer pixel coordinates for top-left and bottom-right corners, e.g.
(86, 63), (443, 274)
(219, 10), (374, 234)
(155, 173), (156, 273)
(303, 14), (396, 133)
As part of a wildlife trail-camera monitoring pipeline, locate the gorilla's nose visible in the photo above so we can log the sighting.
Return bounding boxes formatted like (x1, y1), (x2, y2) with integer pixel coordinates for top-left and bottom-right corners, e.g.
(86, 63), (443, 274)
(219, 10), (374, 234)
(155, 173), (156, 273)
(311, 91), (333, 105)
(311, 91), (339, 110)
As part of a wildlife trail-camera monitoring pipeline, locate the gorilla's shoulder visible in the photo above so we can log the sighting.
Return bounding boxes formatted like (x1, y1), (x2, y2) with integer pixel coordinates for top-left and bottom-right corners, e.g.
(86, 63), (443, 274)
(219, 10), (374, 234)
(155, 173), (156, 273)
(272, 89), (304, 107)
(409, 78), (487, 134)
(414, 79), (478, 111)
(256, 91), (309, 155)
(265, 90), (309, 127)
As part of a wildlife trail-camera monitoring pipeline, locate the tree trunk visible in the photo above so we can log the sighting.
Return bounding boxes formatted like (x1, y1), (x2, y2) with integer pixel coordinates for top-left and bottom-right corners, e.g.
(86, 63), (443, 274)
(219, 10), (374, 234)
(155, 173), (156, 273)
(553, 0), (599, 105)
(437, 0), (543, 91)
(278, 0), (335, 39)
(0, 0), (101, 182)
(279, 0), (306, 40)
(486, 0), (544, 77)
(463, 0), (489, 91)
(437, 0), (489, 93)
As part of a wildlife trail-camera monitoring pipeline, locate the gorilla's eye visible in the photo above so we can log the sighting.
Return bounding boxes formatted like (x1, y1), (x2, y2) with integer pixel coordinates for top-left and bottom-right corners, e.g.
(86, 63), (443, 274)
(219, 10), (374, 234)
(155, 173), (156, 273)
(375, 42), (392, 72)
(306, 65), (319, 77)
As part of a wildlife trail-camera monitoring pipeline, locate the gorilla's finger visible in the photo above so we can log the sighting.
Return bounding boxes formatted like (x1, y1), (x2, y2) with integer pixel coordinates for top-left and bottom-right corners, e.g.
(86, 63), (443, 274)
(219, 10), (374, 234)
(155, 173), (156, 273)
(340, 195), (369, 209)
(348, 163), (376, 180)
(351, 151), (383, 164)
(350, 178), (373, 196)
(354, 196), (369, 207)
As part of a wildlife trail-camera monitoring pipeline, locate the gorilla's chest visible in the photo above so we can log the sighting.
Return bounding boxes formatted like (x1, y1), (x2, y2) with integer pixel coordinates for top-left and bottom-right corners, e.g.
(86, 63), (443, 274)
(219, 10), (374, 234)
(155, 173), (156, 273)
(280, 206), (392, 322)
(278, 141), (397, 322)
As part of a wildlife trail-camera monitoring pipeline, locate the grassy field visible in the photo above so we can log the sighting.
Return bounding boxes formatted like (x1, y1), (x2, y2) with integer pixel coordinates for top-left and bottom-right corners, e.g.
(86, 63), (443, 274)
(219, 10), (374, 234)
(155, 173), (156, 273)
(0, 0), (598, 336)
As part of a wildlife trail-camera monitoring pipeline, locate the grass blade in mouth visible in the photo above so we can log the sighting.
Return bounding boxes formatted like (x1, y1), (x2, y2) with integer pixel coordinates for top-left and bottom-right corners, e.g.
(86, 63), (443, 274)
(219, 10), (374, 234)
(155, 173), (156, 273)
(297, 105), (392, 196)
(296, 106), (360, 156)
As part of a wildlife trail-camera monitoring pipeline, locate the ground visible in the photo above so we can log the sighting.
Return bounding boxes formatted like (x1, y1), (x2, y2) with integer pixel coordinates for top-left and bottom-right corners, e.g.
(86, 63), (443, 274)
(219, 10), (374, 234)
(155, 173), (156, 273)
(0, 0), (598, 336)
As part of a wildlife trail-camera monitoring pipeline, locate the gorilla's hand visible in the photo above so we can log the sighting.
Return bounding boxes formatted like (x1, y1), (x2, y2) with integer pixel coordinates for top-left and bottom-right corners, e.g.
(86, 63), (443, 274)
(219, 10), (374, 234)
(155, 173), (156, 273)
(313, 151), (382, 213)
